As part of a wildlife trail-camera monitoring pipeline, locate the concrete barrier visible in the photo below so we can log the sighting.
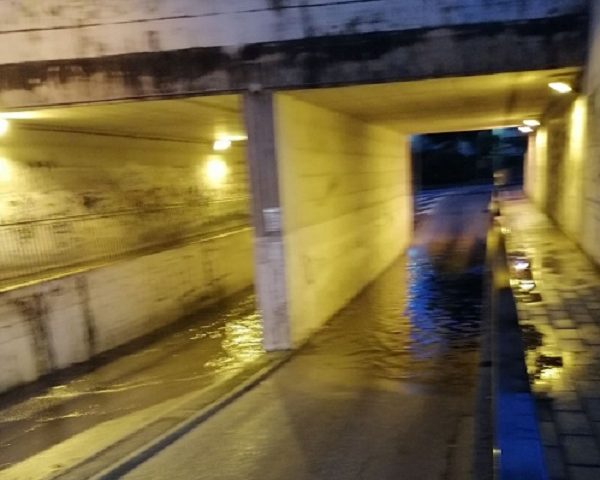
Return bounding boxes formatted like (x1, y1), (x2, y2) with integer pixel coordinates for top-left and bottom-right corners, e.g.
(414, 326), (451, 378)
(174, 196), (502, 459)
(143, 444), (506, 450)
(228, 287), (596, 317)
(0, 227), (254, 394)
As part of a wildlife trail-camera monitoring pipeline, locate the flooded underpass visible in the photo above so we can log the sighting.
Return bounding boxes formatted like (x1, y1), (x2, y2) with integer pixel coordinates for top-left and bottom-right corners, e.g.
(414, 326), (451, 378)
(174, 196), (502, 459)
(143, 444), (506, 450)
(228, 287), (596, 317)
(0, 294), (272, 478)
(0, 185), (492, 480)
(121, 186), (491, 480)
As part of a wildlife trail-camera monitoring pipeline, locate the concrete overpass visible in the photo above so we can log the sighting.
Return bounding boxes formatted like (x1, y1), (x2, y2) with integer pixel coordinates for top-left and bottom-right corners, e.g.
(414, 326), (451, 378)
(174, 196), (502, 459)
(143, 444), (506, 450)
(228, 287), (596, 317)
(0, 0), (595, 393)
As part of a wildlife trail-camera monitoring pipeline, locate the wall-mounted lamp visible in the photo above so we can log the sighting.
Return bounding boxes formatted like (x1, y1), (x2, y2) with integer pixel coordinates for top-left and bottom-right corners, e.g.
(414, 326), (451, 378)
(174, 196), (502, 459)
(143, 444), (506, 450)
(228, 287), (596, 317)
(205, 156), (229, 187)
(518, 126), (534, 134)
(0, 118), (9, 136)
(523, 119), (541, 127)
(0, 157), (11, 182)
(548, 82), (573, 94)
(213, 139), (232, 151)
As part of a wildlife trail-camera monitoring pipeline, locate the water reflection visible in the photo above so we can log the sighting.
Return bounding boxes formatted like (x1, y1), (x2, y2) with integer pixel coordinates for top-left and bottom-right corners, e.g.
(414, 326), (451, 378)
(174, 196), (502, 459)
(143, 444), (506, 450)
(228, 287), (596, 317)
(407, 245), (483, 358)
(0, 291), (265, 470)
(307, 191), (488, 391)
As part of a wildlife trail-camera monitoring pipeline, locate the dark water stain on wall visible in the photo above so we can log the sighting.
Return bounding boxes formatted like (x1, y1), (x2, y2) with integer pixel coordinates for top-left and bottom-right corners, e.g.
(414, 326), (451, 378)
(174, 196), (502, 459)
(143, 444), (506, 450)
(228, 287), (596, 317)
(13, 294), (54, 374)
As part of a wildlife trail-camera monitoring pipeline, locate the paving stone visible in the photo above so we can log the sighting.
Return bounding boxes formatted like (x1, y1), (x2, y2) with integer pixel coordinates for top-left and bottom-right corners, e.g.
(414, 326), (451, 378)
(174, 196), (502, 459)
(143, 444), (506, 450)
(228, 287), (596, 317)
(540, 421), (560, 446)
(556, 412), (594, 435)
(555, 319), (577, 329)
(563, 436), (600, 466)
(568, 466), (600, 480)
(585, 399), (600, 421)
(556, 329), (581, 340)
(545, 446), (567, 479)
(560, 339), (586, 352)
(577, 382), (600, 398)
(503, 197), (600, 479)
(583, 336), (600, 346)
(554, 393), (584, 412)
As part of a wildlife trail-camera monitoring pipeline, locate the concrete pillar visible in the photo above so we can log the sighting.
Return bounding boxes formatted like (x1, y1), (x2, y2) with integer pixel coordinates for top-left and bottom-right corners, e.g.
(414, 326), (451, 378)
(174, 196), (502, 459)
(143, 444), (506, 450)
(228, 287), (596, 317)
(243, 91), (291, 350)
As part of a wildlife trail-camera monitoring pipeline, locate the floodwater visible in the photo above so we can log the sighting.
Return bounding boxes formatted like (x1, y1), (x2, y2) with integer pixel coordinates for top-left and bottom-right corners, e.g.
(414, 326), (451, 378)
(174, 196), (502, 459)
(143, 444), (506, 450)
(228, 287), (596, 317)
(308, 186), (488, 390)
(1, 185), (491, 479)
(0, 294), (267, 473)
(124, 186), (492, 480)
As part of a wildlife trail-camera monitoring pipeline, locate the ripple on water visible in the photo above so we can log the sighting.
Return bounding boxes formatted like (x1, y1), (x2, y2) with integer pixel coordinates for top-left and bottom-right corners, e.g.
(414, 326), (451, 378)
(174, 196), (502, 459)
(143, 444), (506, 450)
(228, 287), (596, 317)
(305, 245), (484, 390)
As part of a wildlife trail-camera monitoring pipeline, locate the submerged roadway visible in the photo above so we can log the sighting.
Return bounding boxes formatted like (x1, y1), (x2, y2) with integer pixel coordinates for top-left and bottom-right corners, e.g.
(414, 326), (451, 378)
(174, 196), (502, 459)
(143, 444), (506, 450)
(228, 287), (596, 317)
(0, 185), (491, 480)
(123, 186), (491, 480)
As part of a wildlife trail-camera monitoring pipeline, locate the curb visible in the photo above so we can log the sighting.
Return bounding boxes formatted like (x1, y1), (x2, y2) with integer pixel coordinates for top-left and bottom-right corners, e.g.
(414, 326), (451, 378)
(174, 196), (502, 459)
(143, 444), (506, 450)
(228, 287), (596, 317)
(86, 351), (293, 480)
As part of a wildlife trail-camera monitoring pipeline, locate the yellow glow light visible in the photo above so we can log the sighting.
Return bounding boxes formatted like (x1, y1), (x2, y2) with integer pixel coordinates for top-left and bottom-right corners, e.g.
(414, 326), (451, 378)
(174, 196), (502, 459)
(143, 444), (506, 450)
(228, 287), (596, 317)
(224, 134), (248, 142)
(0, 118), (9, 136)
(205, 157), (229, 186)
(548, 82), (572, 94)
(539, 366), (561, 381)
(523, 119), (541, 127)
(213, 139), (232, 151)
(0, 111), (40, 120)
(0, 157), (12, 182)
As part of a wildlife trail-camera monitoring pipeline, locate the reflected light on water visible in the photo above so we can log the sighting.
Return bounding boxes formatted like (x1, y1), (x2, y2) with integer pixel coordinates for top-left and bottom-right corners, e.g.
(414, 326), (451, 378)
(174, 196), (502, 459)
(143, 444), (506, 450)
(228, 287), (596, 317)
(406, 245), (483, 359)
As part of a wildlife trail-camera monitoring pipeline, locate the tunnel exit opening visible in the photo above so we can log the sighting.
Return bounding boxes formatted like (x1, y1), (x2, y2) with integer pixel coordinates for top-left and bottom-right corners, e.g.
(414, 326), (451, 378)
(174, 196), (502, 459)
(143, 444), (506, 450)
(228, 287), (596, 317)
(411, 127), (528, 229)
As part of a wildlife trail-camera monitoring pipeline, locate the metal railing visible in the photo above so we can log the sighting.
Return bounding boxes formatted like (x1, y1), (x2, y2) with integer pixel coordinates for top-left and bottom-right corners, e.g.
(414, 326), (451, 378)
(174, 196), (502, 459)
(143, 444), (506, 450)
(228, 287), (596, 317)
(0, 199), (250, 290)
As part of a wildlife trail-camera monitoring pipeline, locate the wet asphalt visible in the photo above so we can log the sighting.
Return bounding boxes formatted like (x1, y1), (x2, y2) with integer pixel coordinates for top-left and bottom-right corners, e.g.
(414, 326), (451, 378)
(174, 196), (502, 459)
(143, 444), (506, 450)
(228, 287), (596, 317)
(0, 185), (491, 480)
(122, 186), (491, 480)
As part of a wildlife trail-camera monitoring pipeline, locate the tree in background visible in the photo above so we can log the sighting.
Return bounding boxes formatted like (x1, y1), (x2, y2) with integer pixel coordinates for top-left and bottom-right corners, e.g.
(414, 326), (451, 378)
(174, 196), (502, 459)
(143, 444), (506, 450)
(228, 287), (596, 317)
(411, 128), (526, 190)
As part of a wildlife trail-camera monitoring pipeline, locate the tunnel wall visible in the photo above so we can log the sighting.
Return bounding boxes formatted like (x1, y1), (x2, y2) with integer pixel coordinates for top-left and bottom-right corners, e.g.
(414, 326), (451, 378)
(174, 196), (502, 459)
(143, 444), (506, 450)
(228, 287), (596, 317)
(0, 127), (254, 393)
(524, 97), (587, 241)
(0, 227), (253, 393)
(524, 3), (600, 263)
(0, 128), (250, 282)
(274, 94), (412, 345)
(0, 1), (588, 108)
(581, 1), (600, 262)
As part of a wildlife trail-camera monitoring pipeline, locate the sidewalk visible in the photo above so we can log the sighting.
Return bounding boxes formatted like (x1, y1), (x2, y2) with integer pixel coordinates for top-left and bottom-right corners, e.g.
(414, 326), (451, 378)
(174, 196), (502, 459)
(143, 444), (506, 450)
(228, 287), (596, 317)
(500, 193), (600, 480)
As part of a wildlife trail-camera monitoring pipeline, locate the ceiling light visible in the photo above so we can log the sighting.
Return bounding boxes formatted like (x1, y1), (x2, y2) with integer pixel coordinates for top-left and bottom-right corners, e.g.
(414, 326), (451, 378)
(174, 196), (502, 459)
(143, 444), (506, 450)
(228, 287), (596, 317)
(205, 157), (229, 186)
(0, 157), (10, 182)
(518, 126), (534, 134)
(0, 118), (8, 136)
(548, 82), (572, 94)
(213, 139), (232, 151)
(225, 134), (248, 142)
(523, 119), (540, 127)
(0, 111), (40, 120)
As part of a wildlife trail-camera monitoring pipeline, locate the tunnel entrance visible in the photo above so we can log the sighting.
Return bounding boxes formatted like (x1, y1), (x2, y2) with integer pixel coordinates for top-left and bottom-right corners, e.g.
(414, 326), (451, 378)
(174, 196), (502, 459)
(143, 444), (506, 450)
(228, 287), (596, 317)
(0, 94), (261, 391)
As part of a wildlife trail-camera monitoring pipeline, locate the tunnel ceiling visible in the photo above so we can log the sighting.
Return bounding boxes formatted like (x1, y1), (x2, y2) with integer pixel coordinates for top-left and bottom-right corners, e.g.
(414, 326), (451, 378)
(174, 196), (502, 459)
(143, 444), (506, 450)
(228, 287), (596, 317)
(2, 67), (579, 141)
(288, 68), (580, 134)
(7, 95), (245, 145)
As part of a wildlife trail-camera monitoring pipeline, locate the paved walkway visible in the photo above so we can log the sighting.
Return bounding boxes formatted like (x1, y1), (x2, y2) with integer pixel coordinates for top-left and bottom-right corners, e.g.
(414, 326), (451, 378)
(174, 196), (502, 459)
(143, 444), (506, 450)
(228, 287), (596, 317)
(501, 193), (600, 480)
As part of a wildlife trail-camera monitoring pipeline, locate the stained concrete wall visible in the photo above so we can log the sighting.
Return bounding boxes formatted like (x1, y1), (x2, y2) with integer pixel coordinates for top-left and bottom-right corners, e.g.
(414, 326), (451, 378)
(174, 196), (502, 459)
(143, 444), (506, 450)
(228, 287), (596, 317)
(0, 0), (587, 108)
(0, 0), (585, 64)
(0, 227), (253, 393)
(0, 125), (254, 393)
(581, 1), (600, 262)
(275, 94), (412, 345)
(0, 127), (250, 283)
(524, 2), (599, 261)
(524, 96), (587, 241)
